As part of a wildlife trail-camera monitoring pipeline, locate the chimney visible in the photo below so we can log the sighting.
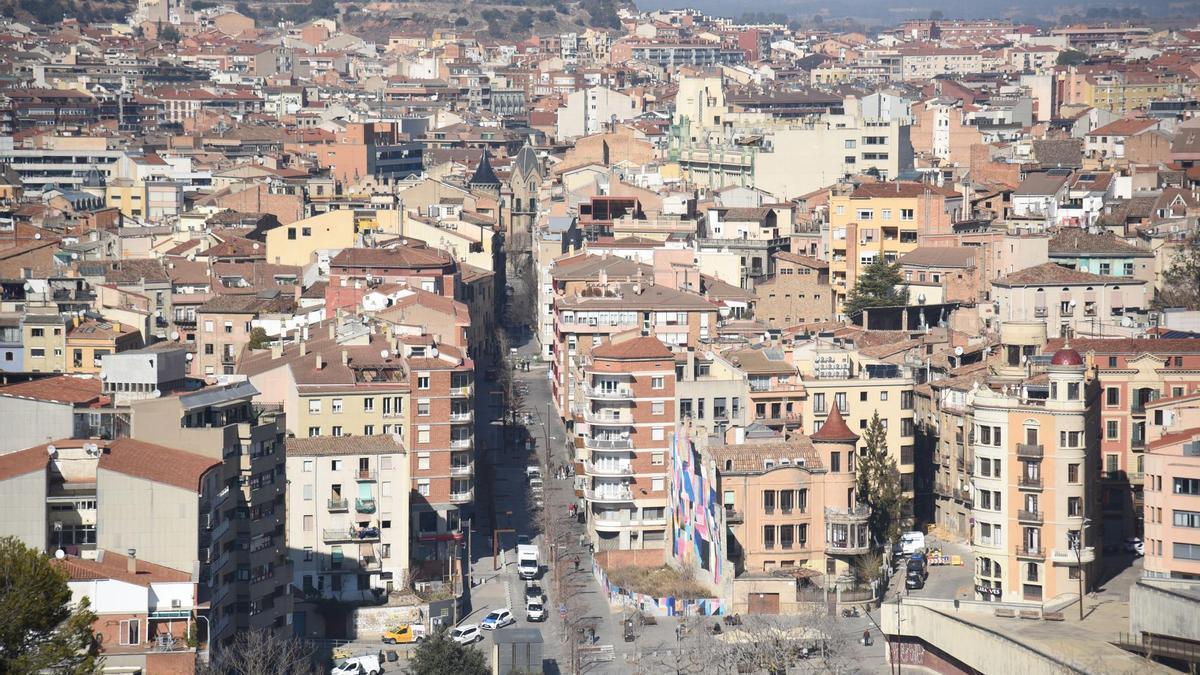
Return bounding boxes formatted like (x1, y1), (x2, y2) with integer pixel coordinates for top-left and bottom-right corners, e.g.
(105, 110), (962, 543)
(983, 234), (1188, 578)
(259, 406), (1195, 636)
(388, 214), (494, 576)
(328, 323), (335, 339)
(316, 353), (324, 370)
(126, 549), (137, 575)
(341, 350), (349, 366)
(300, 341), (307, 356)
(270, 343), (282, 359)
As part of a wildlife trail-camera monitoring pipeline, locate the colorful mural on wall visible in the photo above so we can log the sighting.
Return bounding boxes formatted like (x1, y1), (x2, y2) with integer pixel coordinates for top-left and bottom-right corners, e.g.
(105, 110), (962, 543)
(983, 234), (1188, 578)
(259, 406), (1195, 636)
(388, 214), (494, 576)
(592, 558), (726, 617)
(668, 428), (723, 586)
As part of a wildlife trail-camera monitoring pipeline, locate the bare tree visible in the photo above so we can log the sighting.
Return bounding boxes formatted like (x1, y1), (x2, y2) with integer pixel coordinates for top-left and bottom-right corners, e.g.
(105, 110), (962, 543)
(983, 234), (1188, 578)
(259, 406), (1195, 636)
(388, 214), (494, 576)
(199, 629), (319, 675)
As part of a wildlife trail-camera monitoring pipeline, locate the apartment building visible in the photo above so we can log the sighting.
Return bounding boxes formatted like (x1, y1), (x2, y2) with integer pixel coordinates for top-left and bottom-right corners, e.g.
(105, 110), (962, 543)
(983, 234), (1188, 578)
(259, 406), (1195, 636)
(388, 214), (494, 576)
(920, 366), (989, 539)
(1044, 337), (1200, 544)
(991, 263), (1149, 340)
(551, 280), (718, 421)
(65, 318), (142, 374)
(0, 375), (109, 453)
(23, 310), (67, 372)
(1143, 394), (1200, 580)
(753, 252), (835, 328)
(792, 340), (918, 516)
(970, 344), (1099, 606)
(579, 337), (675, 551)
(711, 410), (867, 613)
(286, 435), (410, 604)
(826, 181), (962, 310)
(723, 346), (805, 433)
(196, 294), (296, 377)
(675, 348), (751, 439)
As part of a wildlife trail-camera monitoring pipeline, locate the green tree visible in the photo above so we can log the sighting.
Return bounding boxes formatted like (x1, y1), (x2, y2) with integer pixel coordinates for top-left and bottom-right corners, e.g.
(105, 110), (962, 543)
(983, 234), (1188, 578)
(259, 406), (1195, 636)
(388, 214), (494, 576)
(1057, 49), (1087, 67)
(159, 25), (182, 44)
(247, 327), (270, 350)
(856, 412), (906, 549)
(0, 537), (100, 674)
(843, 258), (907, 318)
(1157, 235), (1200, 310)
(407, 628), (488, 675)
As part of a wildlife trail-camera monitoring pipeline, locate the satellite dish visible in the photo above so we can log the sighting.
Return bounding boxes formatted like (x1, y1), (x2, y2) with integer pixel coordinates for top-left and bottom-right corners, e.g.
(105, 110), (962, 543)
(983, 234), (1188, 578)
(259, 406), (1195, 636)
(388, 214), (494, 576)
(71, 252), (78, 260)
(34, 233), (41, 240)
(430, 347), (439, 357)
(954, 346), (964, 356)
(185, 353), (194, 361)
(55, 549), (66, 559)
(380, 349), (389, 360)
(152, 389), (161, 398)
(171, 331), (180, 341)
(47, 444), (57, 456)
(99, 372), (107, 380)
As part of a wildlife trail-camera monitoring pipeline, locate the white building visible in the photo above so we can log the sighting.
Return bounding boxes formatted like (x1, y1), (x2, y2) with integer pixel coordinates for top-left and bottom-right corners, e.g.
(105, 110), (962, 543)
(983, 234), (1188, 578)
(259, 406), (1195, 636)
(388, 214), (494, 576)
(555, 86), (638, 141)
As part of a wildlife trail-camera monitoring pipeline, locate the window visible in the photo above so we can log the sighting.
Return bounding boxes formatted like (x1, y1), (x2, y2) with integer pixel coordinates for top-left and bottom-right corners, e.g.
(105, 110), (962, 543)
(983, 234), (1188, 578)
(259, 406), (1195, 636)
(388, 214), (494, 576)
(763, 490), (775, 513)
(119, 619), (140, 646)
(417, 480), (430, 497)
(1174, 543), (1200, 561)
(813, 393), (826, 414)
(332, 398), (343, 414)
(303, 515), (313, 531)
(651, 452), (664, 465)
(332, 426), (343, 437)
(417, 375), (430, 389)
(856, 209), (874, 221)
(1175, 478), (1200, 496)
(1106, 420), (1119, 439)
(1173, 510), (1200, 528)
(30, 348), (44, 358)
(780, 524), (794, 549)
(309, 399), (322, 414)
(417, 453), (430, 470)
(651, 477), (664, 491)
(651, 376), (664, 389)
(363, 398), (375, 412)
(303, 460), (314, 472)
(881, 209), (892, 220)
(763, 525), (775, 549)
(900, 209), (914, 221)
(1106, 388), (1119, 406)
(308, 426), (320, 437)
(417, 429), (430, 444)
(831, 452), (841, 472)
(652, 401), (665, 415)
(418, 401), (430, 416)
(1068, 497), (1082, 517)
(1068, 464), (1080, 483)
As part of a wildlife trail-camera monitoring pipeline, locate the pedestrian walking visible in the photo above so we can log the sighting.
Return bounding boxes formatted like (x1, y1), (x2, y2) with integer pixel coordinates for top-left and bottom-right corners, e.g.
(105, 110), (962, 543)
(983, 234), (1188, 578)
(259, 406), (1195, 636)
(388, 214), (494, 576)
(574, 556), (580, 571)
(862, 629), (871, 646)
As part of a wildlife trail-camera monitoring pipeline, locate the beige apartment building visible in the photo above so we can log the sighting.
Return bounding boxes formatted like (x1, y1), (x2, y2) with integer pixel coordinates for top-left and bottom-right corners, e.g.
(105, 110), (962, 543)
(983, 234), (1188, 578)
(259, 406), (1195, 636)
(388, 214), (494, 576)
(579, 337), (675, 551)
(970, 343), (1099, 606)
(754, 252), (836, 328)
(23, 310), (68, 372)
(196, 294), (296, 377)
(991, 263), (1149, 339)
(1143, 394), (1200, 581)
(286, 435), (410, 603)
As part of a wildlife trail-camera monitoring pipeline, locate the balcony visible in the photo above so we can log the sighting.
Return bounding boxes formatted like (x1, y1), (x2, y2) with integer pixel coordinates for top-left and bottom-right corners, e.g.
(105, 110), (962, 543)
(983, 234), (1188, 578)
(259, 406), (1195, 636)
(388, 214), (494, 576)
(824, 505), (870, 525)
(355, 498), (376, 513)
(450, 438), (473, 450)
(956, 488), (972, 503)
(1016, 443), (1044, 459)
(584, 461), (633, 477)
(584, 437), (633, 450)
(724, 508), (743, 524)
(450, 463), (473, 477)
(327, 498), (349, 512)
(1018, 475), (1043, 490)
(449, 385), (473, 398)
(585, 487), (634, 503)
(1017, 509), (1043, 523)
(583, 384), (634, 401)
(449, 489), (474, 504)
(356, 469), (377, 482)
(584, 409), (633, 426)
(449, 411), (473, 423)
(323, 527), (380, 543)
(1034, 307), (1048, 318)
(1014, 545), (1045, 560)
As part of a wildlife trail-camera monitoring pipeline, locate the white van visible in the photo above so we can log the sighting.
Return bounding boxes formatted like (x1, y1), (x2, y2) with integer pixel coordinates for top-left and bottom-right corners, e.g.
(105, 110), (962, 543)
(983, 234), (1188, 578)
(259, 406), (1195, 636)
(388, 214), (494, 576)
(331, 654), (382, 675)
(899, 531), (926, 556)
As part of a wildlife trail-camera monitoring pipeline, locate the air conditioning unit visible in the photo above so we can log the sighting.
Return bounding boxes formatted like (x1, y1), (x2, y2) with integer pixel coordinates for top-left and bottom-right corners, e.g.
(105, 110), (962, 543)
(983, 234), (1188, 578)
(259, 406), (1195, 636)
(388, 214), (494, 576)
(171, 599), (182, 609)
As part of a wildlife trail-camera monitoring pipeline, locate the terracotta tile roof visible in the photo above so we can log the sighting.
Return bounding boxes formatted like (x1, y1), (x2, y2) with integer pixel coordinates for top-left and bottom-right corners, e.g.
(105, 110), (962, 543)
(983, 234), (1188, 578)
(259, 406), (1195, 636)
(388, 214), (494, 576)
(774, 251), (828, 268)
(330, 245), (454, 269)
(897, 247), (977, 268)
(810, 405), (858, 443)
(1148, 426), (1200, 451)
(53, 551), (191, 586)
(97, 438), (220, 492)
(992, 262), (1144, 287)
(0, 375), (102, 404)
(1046, 337), (1200, 355)
(0, 444), (48, 481)
(1048, 228), (1152, 258)
(198, 294), (295, 314)
(849, 182), (959, 199)
(1086, 118), (1159, 138)
(710, 436), (823, 473)
(285, 434), (406, 457)
(591, 336), (673, 360)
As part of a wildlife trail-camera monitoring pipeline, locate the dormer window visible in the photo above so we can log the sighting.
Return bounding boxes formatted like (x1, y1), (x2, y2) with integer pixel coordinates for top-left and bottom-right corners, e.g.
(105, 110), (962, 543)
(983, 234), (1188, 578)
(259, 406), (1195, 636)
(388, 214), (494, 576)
(764, 460), (775, 470)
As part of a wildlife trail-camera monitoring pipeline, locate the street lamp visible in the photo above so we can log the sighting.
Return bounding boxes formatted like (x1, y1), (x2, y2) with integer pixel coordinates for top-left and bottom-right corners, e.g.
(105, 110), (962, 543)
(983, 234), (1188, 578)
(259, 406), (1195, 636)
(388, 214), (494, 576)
(1071, 516), (1091, 621)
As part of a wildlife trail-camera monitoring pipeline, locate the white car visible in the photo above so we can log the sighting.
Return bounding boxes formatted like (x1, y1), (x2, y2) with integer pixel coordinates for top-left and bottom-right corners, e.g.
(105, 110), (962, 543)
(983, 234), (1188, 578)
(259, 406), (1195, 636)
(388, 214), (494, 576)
(526, 599), (546, 622)
(451, 624), (482, 645)
(332, 655), (382, 675)
(481, 608), (516, 630)
(1124, 537), (1145, 556)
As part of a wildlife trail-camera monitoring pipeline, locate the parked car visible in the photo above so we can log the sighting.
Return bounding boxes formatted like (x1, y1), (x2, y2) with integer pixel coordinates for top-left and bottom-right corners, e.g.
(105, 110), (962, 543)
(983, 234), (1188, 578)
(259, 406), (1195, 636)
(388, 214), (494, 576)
(332, 655), (382, 675)
(450, 624), (482, 645)
(525, 583), (544, 604)
(1124, 537), (1144, 556)
(526, 599), (546, 622)
(481, 608), (515, 630)
(906, 553), (928, 581)
(905, 571), (925, 591)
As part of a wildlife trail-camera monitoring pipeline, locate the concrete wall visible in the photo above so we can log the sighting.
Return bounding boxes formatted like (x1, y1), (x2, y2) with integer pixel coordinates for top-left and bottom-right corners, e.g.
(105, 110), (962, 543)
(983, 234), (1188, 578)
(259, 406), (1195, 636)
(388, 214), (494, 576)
(97, 470), (199, 572)
(0, 470), (47, 550)
(0, 397), (74, 454)
(1130, 580), (1200, 641)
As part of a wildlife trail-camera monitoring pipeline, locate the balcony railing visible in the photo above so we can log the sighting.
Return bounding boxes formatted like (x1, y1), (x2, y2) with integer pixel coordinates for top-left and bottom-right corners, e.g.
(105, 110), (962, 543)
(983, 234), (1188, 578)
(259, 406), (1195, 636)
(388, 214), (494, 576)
(449, 411), (473, 423)
(1050, 546), (1095, 564)
(584, 461), (633, 477)
(1034, 307), (1048, 318)
(824, 505), (871, 525)
(449, 489), (474, 504)
(450, 438), (473, 449)
(583, 384), (634, 400)
(355, 498), (376, 513)
(328, 498), (349, 512)
(323, 527), (380, 543)
(585, 487), (634, 503)
(1017, 509), (1043, 523)
(449, 385), (473, 398)
(1016, 443), (1044, 459)
(1014, 545), (1045, 559)
(584, 437), (633, 450)
(1018, 475), (1043, 489)
(584, 409), (633, 425)
(356, 469), (377, 482)
(724, 508), (743, 524)
(450, 463), (473, 476)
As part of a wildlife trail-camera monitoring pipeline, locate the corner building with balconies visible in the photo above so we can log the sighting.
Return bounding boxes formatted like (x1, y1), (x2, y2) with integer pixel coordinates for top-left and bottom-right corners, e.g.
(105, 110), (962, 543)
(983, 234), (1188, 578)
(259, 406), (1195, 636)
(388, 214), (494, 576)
(970, 343), (1100, 606)
(578, 336), (675, 551)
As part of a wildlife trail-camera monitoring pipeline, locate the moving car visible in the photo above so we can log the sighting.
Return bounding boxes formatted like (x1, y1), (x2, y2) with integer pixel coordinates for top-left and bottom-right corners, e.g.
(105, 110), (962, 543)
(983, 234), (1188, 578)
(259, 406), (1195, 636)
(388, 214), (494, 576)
(1124, 537), (1144, 556)
(905, 571), (925, 591)
(525, 583), (544, 604)
(481, 608), (516, 630)
(332, 655), (382, 675)
(451, 624), (482, 645)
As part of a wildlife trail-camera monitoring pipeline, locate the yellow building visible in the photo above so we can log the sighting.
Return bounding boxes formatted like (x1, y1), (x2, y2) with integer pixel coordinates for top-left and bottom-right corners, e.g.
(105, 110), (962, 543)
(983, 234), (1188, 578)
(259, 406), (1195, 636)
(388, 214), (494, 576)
(266, 210), (402, 267)
(23, 312), (67, 373)
(826, 182), (961, 311)
(65, 319), (143, 374)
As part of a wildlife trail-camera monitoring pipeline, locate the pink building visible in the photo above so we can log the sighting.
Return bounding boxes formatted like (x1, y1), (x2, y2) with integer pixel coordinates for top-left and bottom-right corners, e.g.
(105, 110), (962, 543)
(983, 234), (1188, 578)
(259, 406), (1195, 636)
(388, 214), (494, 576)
(1143, 393), (1200, 580)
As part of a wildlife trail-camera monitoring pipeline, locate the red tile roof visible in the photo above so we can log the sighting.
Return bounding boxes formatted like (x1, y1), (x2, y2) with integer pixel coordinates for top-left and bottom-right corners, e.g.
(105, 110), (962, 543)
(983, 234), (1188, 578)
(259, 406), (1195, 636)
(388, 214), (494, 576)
(98, 439), (220, 492)
(0, 375), (102, 405)
(53, 550), (192, 585)
(0, 444), (48, 481)
(1046, 337), (1200, 355)
(992, 262), (1145, 287)
(810, 405), (858, 443)
(591, 336), (673, 360)
(1148, 426), (1200, 451)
